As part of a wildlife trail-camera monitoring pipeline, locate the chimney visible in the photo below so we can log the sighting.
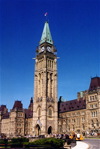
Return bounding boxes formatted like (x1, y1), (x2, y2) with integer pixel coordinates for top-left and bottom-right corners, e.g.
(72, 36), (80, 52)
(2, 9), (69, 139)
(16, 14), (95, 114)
(77, 92), (80, 101)
(83, 91), (86, 100)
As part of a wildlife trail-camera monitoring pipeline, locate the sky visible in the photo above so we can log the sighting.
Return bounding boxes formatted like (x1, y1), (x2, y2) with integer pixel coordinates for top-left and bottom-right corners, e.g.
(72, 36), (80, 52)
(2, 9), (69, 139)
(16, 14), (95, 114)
(0, 0), (100, 111)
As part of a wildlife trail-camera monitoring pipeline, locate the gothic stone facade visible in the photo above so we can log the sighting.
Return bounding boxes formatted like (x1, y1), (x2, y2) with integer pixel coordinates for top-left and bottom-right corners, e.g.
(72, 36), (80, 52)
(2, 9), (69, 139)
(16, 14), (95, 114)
(0, 77), (100, 137)
(0, 99), (33, 138)
(58, 77), (100, 135)
(0, 21), (100, 137)
(33, 22), (58, 135)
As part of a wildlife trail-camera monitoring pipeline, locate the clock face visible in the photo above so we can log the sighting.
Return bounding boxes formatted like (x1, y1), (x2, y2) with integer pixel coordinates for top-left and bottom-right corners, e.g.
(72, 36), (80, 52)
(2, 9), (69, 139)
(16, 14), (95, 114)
(47, 46), (51, 52)
(41, 46), (44, 52)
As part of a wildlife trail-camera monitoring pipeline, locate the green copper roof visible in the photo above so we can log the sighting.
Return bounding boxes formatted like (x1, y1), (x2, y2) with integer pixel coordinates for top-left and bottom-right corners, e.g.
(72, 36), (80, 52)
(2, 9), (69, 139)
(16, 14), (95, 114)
(39, 21), (53, 45)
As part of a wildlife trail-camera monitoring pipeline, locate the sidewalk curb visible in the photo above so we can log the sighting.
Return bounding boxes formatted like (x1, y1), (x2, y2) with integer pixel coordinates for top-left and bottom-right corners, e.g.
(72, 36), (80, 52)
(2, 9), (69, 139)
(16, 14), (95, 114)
(87, 143), (90, 149)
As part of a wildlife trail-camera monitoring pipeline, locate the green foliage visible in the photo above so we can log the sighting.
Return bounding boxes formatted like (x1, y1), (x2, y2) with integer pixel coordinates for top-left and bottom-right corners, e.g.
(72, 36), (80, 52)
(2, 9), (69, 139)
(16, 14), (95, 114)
(9, 137), (29, 144)
(8, 137), (29, 147)
(28, 138), (64, 147)
(0, 139), (5, 144)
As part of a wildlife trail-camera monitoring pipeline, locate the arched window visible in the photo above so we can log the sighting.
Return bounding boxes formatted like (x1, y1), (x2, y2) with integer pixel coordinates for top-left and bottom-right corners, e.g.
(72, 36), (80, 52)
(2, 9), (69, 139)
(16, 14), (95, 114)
(38, 108), (41, 118)
(48, 108), (52, 118)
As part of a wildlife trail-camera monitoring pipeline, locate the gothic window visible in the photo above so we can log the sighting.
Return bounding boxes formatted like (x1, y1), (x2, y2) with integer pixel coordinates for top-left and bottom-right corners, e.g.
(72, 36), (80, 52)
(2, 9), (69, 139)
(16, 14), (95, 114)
(90, 104), (93, 109)
(83, 124), (85, 130)
(73, 125), (74, 131)
(52, 61), (53, 68)
(96, 120), (99, 127)
(82, 117), (85, 121)
(72, 119), (75, 122)
(68, 119), (70, 123)
(49, 109), (52, 117)
(48, 60), (49, 67)
(50, 60), (51, 67)
(91, 120), (94, 127)
(48, 107), (53, 118)
(95, 95), (97, 100)
(72, 113), (75, 116)
(67, 113), (70, 117)
(91, 112), (93, 117)
(96, 111), (97, 117)
(94, 112), (95, 117)
(94, 104), (97, 108)
(38, 108), (41, 118)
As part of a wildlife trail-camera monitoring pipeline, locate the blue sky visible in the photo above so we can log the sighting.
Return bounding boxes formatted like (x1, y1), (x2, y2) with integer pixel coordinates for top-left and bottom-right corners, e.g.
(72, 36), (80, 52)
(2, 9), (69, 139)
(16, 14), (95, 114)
(1, 0), (100, 111)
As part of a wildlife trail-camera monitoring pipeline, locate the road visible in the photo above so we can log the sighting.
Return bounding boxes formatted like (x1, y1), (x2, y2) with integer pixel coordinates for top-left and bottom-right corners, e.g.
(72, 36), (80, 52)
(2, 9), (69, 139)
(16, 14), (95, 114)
(83, 138), (100, 149)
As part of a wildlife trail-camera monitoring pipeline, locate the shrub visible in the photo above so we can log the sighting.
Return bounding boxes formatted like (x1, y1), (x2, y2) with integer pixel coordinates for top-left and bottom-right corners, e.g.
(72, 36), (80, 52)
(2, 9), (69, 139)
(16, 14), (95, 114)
(28, 138), (64, 147)
(0, 139), (5, 144)
(8, 137), (29, 147)
(9, 137), (29, 144)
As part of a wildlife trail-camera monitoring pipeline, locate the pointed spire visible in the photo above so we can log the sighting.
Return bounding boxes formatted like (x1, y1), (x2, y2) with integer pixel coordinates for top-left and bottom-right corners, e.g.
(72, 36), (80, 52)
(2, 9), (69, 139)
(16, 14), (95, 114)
(39, 21), (53, 45)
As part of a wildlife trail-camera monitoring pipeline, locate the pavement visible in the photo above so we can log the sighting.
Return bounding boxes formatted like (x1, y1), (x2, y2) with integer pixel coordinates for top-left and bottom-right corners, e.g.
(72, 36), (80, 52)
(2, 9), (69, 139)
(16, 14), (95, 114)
(72, 141), (89, 149)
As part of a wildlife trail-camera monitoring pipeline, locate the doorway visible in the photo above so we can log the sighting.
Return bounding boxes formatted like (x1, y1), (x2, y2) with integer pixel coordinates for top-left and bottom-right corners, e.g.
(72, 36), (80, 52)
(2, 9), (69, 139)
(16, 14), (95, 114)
(35, 124), (40, 136)
(48, 126), (52, 134)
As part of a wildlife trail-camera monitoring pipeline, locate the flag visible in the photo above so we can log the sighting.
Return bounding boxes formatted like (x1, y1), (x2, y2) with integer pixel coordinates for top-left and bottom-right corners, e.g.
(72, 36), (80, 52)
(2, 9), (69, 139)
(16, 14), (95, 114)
(44, 12), (47, 16)
(37, 119), (42, 127)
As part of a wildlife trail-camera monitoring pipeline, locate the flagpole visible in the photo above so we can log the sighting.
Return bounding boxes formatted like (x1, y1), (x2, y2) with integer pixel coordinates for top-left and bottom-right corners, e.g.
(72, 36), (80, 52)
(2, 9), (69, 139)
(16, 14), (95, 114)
(45, 12), (48, 22)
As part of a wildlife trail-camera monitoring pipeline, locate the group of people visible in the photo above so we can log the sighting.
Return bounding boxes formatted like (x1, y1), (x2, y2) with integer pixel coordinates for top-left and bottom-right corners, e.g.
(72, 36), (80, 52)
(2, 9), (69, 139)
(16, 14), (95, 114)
(44, 133), (70, 139)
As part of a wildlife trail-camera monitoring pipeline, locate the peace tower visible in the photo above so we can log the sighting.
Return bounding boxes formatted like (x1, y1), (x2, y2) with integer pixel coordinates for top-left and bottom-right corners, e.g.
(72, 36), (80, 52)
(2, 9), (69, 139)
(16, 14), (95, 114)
(33, 21), (58, 135)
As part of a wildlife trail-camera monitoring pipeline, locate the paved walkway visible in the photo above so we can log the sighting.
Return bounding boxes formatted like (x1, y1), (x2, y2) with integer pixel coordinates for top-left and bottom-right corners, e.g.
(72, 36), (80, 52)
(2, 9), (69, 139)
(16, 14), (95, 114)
(72, 141), (89, 149)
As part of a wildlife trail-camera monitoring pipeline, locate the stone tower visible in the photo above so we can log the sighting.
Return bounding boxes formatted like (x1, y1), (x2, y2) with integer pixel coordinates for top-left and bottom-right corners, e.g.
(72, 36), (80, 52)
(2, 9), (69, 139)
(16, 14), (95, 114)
(33, 21), (58, 135)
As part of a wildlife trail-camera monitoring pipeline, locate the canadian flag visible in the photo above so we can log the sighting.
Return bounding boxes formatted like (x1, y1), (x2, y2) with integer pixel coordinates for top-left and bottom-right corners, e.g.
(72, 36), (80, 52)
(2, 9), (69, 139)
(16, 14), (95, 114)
(44, 12), (47, 16)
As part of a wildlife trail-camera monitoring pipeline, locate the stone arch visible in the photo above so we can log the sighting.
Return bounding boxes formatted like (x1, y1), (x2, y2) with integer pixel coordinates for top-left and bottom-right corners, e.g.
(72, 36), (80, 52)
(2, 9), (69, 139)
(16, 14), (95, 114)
(35, 124), (41, 136)
(48, 126), (52, 134)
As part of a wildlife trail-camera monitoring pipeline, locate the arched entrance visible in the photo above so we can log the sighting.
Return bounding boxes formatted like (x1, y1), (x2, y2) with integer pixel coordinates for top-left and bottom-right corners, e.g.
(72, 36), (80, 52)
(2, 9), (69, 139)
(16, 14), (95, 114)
(48, 126), (52, 134)
(35, 124), (41, 136)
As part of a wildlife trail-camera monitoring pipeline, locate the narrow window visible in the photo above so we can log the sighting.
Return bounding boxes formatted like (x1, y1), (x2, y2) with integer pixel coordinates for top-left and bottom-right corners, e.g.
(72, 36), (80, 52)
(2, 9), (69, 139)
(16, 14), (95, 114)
(48, 108), (52, 117)
(52, 61), (53, 68)
(96, 111), (97, 117)
(94, 112), (95, 117)
(50, 61), (51, 67)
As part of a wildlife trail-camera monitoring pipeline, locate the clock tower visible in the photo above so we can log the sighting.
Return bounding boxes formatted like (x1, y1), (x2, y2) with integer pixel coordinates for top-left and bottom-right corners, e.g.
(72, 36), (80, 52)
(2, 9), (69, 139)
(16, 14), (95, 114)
(33, 21), (58, 135)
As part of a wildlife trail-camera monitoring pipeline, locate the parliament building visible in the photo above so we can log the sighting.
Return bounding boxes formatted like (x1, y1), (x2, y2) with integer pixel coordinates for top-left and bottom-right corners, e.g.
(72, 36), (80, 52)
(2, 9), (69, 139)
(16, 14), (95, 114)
(0, 21), (100, 138)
